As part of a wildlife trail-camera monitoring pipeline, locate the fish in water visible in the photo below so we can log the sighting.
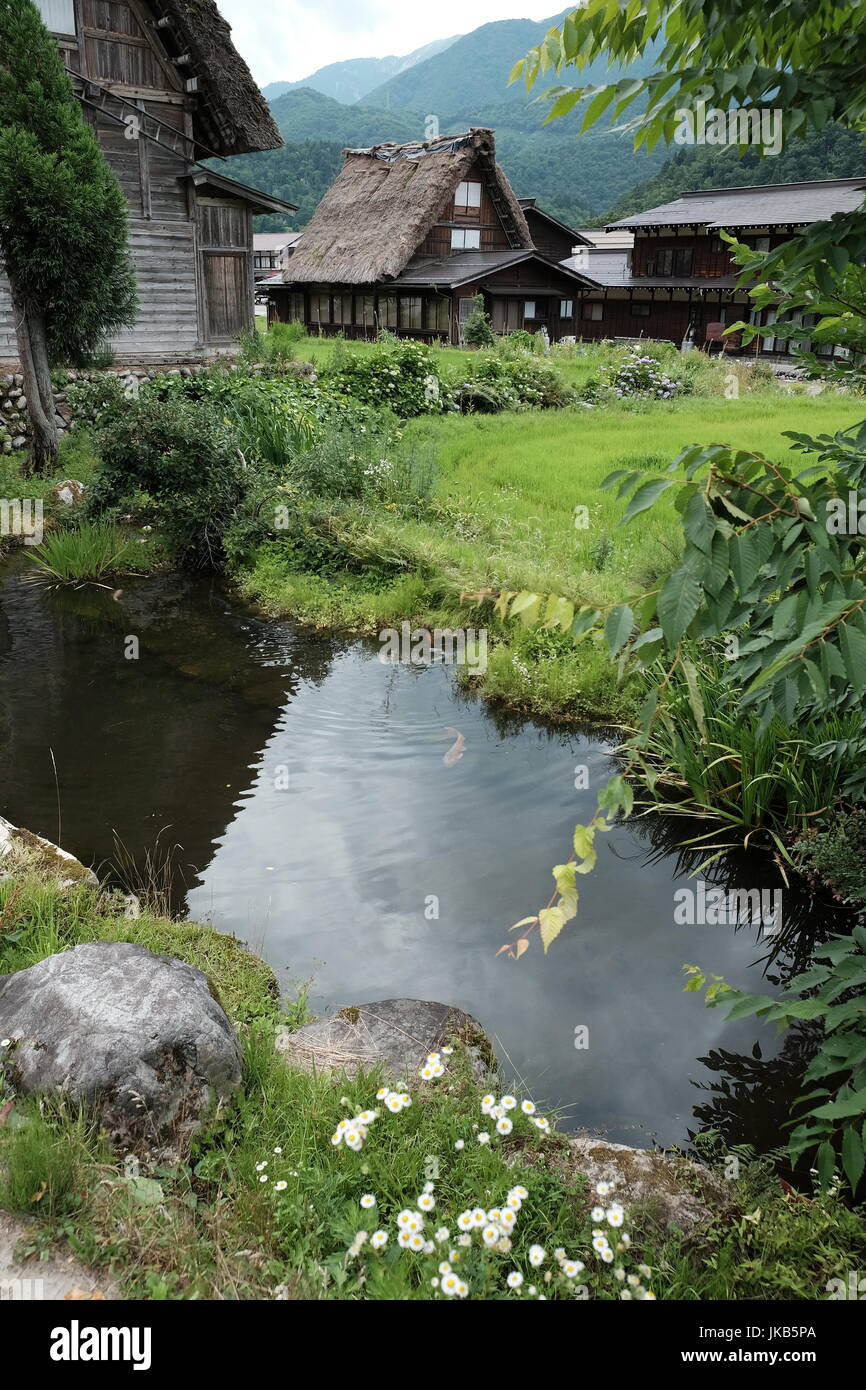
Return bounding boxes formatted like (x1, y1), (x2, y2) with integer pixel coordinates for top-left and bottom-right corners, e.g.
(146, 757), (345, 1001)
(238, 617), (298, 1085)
(443, 727), (466, 767)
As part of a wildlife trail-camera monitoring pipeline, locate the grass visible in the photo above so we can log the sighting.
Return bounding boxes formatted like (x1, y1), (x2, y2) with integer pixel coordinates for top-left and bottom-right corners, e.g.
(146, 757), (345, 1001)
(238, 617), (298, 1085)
(2, 863), (865, 1300)
(25, 520), (134, 587)
(237, 346), (865, 722)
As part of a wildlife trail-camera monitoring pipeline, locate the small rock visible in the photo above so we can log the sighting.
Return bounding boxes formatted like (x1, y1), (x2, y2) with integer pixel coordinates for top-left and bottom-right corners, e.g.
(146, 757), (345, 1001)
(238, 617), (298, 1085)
(566, 1136), (732, 1232)
(49, 479), (86, 507)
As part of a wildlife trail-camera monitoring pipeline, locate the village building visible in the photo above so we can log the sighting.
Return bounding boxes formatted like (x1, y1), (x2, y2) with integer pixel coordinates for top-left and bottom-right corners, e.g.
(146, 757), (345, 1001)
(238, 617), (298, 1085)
(253, 232), (302, 283)
(566, 178), (866, 355)
(268, 128), (596, 344)
(0, 0), (297, 366)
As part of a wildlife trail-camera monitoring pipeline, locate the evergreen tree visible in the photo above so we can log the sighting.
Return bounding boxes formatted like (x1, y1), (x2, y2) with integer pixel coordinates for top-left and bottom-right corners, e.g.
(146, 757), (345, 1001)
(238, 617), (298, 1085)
(0, 0), (137, 472)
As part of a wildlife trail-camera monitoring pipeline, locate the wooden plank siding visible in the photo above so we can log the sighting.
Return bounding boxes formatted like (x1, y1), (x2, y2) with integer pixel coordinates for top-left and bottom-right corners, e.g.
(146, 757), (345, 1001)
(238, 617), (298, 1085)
(414, 159), (513, 260)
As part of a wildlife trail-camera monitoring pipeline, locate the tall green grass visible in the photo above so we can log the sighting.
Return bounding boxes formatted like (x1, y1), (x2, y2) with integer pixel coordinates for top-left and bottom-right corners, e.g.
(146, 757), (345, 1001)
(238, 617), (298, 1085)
(26, 522), (133, 586)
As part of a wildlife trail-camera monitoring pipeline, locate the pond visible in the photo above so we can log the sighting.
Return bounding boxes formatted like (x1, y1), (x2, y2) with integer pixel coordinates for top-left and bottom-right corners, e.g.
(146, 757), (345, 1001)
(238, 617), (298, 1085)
(0, 560), (852, 1152)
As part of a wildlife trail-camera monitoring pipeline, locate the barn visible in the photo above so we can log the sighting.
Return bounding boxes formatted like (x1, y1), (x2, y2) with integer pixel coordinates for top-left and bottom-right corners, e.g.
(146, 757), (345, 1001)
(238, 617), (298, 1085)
(0, 0), (297, 366)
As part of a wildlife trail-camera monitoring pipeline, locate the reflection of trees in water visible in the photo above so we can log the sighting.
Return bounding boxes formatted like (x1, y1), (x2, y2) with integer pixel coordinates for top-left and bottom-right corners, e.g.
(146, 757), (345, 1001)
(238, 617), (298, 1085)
(688, 1027), (820, 1183)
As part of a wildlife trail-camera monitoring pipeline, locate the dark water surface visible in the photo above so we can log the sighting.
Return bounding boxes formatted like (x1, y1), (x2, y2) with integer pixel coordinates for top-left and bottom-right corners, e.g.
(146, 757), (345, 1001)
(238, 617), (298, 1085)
(0, 561), (850, 1149)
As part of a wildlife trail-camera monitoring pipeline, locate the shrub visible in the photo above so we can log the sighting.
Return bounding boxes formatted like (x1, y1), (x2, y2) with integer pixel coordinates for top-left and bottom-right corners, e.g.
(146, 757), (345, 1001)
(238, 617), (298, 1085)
(462, 294), (495, 349)
(25, 521), (133, 585)
(86, 395), (247, 568)
(456, 350), (575, 411)
(792, 811), (866, 905)
(324, 339), (449, 418)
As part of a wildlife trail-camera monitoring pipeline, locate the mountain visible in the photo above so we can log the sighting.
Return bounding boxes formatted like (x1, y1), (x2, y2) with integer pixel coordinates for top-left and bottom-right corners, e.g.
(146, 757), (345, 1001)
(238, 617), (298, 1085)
(261, 36), (460, 106)
(267, 87), (420, 146)
(362, 12), (571, 113)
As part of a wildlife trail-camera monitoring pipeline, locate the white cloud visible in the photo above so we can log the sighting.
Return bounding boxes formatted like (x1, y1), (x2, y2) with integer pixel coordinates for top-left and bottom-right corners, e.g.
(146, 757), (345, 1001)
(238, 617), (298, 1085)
(218, 0), (560, 86)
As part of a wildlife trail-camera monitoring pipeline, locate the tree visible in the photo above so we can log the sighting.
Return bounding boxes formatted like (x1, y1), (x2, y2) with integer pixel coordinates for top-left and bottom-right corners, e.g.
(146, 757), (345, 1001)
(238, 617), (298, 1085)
(0, 0), (137, 472)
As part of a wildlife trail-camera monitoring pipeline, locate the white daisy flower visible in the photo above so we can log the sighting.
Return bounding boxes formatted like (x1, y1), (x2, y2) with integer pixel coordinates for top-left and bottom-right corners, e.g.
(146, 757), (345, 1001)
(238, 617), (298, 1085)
(397, 1230), (413, 1248)
(496, 1117), (513, 1136)
(371, 1231), (387, 1249)
(442, 1046), (454, 1055)
(477, 1132), (490, 1145)
(501, 1096), (517, 1110)
(591, 1206), (605, 1222)
(435, 1228), (449, 1243)
(457, 1211), (474, 1231)
(456, 1281), (469, 1298)
(441, 1273), (460, 1297)
(418, 1194), (436, 1212)
(606, 1208), (624, 1228)
(454, 1139), (465, 1150)
(529, 1245), (545, 1267)
(273, 1147), (282, 1154)
(482, 1225), (500, 1248)
(533, 1116), (550, 1132)
(499, 1210), (516, 1231)
(274, 1181), (287, 1192)
(458, 1234), (472, 1247)
(506, 1271), (523, 1289)
(438, 1261), (452, 1275)
(562, 1260), (581, 1279)
(360, 1194), (376, 1209)
(408, 1233), (425, 1251)
(595, 1181), (612, 1197)
(521, 1100), (536, 1115)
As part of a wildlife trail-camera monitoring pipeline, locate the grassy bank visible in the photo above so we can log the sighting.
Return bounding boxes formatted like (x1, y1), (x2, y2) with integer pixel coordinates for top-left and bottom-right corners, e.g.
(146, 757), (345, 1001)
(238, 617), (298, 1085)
(1, 862), (864, 1300)
(237, 383), (865, 722)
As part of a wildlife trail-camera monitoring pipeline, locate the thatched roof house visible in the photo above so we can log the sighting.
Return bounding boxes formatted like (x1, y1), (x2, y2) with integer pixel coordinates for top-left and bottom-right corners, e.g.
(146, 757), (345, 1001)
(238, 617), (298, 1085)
(1, 1), (294, 368)
(270, 128), (596, 343)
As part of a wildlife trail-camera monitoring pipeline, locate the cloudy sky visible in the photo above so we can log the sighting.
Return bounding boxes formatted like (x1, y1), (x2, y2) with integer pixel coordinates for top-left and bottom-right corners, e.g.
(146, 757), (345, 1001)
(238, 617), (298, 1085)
(218, 1), (560, 86)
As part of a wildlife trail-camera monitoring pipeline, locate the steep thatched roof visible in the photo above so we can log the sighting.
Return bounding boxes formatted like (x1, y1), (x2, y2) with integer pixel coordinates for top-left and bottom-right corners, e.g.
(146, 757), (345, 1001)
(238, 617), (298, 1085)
(283, 128), (532, 285)
(151, 1), (281, 155)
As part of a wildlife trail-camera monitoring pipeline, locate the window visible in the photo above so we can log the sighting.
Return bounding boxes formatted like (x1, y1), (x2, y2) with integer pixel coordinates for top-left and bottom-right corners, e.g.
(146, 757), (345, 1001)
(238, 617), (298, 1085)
(310, 294), (332, 326)
(559, 299), (574, 318)
(379, 295), (397, 329)
(399, 296), (423, 330)
(357, 295), (375, 328)
(711, 236), (725, 254)
(333, 295), (354, 326)
(254, 252), (276, 270)
(451, 228), (481, 250)
(581, 301), (603, 321)
(524, 301), (537, 320)
(630, 302), (651, 317)
(35, 0), (75, 32)
(651, 247), (693, 276)
(428, 297), (451, 333)
(289, 293), (305, 322)
(753, 235), (771, 252)
(454, 181), (482, 210)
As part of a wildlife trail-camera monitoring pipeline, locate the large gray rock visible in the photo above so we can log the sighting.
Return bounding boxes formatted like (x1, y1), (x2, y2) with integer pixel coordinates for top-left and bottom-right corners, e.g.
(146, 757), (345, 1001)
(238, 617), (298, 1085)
(565, 1136), (731, 1233)
(276, 998), (496, 1084)
(0, 942), (241, 1155)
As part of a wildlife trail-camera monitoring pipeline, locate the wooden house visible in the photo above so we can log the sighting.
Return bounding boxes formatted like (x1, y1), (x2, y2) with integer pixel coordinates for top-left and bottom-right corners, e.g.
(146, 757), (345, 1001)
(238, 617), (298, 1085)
(0, 0), (297, 366)
(564, 178), (866, 354)
(268, 129), (596, 344)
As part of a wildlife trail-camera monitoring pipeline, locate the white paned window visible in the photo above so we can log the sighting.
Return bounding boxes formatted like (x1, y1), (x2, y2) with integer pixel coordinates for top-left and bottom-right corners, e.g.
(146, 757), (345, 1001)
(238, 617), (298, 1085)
(455, 180), (482, 210)
(451, 228), (481, 250)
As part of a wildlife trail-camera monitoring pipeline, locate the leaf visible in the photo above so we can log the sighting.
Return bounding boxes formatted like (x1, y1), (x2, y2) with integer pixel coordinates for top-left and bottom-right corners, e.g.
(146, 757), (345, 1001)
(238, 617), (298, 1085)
(681, 656), (707, 738)
(509, 916), (538, 932)
(842, 1125), (865, 1191)
(816, 1140), (837, 1190)
(515, 937), (530, 960)
(657, 567), (703, 645)
(539, 906), (567, 953)
(604, 604), (634, 657)
(620, 476), (674, 525)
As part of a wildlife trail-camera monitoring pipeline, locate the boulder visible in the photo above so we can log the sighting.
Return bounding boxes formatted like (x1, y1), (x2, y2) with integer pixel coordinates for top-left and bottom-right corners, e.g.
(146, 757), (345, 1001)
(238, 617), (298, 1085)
(565, 1135), (731, 1233)
(276, 997), (496, 1084)
(48, 479), (85, 507)
(0, 942), (241, 1156)
(0, 816), (97, 889)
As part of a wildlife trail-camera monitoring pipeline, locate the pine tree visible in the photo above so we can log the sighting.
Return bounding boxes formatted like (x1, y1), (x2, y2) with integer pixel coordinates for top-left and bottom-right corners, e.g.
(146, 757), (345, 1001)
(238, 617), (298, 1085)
(0, 0), (137, 473)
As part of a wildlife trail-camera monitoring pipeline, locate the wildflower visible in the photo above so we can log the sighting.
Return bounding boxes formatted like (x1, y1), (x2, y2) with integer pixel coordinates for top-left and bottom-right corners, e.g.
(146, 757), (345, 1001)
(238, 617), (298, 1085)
(496, 1117), (513, 1136)
(595, 1181), (612, 1197)
(626, 1274), (639, 1287)
(528, 1285), (536, 1295)
(562, 1261), (581, 1279)
(274, 1181), (287, 1192)
(521, 1100), (536, 1115)
(255, 1162), (268, 1172)
(606, 1208), (624, 1229)
(505, 1194), (522, 1211)
(454, 1139), (465, 1151)
(397, 1230), (413, 1249)
(418, 1194), (436, 1212)
(376, 1087), (390, 1100)
(480, 1095), (496, 1114)
(511, 1185), (528, 1200)
(357, 1110), (377, 1125)
(487, 1209), (502, 1224)
(501, 1095), (517, 1110)
(639, 1264), (653, 1279)
(371, 1231), (388, 1249)
(439, 1260), (452, 1276)
(497, 1237), (512, 1253)
(430, 1063), (445, 1078)
(482, 1226), (500, 1248)
(471, 1208), (486, 1227)
(591, 1206), (605, 1222)
(457, 1211), (474, 1232)
(424, 1182), (435, 1194)
(427, 1052), (440, 1063)
(458, 1234), (472, 1248)
(620, 1290), (632, 1300)
(385, 1095), (403, 1113)
(499, 1210), (516, 1232)
(259, 1174), (268, 1183)
(600, 1248), (614, 1264)
(477, 1132), (490, 1145)
(431, 1278), (439, 1289)
(330, 1133), (342, 1146)
(420, 1065), (435, 1080)
(614, 1267), (625, 1281)
(506, 1271), (523, 1290)
(456, 1281), (469, 1298)
(592, 1235), (610, 1255)
(336, 1119), (349, 1134)
(553, 1248), (566, 1263)
(399, 1094), (411, 1108)
(273, 1147), (282, 1155)
(435, 1228), (449, 1244)
(423, 1240), (434, 1254)
(360, 1193), (376, 1209)
(408, 1233), (425, 1252)
(641, 1291), (657, 1301)
(533, 1117), (550, 1133)
(621, 1233), (631, 1247)
(441, 1273), (460, 1297)
(529, 1245), (545, 1268)
(442, 1046), (453, 1055)
(492, 1104), (506, 1120)
(397, 1209), (415, 1229)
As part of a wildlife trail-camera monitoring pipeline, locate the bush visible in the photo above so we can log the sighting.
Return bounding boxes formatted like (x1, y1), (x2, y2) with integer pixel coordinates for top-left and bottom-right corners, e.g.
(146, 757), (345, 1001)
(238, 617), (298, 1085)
(237, 321), (300, 367)
(86, 395), (248, 568)
(792, 811), (866, 905)
(455, 349), (576, 411)
(462, 294), (495, 349)
(324, 338), (449, 418)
